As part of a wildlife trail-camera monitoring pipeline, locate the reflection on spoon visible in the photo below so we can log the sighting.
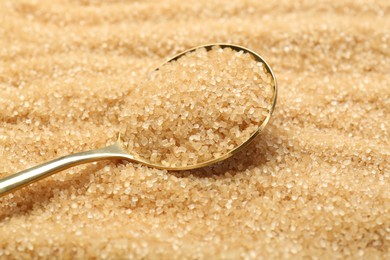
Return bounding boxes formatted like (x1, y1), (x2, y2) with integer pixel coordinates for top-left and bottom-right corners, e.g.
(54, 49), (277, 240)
(0, 43), (277, 198)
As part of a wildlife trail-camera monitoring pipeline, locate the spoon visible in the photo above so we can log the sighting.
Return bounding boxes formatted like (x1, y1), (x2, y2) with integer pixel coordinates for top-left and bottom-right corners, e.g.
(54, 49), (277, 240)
(0, 43), (277, 198)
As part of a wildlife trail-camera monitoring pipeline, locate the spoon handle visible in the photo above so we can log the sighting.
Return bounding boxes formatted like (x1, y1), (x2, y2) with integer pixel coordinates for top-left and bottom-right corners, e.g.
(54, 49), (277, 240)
(0, 143), (130, 198)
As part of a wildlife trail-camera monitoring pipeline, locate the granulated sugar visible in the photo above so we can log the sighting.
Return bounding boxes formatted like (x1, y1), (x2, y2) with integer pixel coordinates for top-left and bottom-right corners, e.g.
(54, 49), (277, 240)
(120, 46), (274, 167)
(0, 0), (389, 259)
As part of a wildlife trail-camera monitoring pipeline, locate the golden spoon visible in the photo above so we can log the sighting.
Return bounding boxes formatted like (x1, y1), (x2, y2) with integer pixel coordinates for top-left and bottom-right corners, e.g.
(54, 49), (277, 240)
(0, 43), (277, 198)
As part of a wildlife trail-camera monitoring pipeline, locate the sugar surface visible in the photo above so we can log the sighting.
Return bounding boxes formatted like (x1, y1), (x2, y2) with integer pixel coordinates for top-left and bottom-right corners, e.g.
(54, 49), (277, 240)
(120, 46), (274, 167)
(0, 0), (389, 259)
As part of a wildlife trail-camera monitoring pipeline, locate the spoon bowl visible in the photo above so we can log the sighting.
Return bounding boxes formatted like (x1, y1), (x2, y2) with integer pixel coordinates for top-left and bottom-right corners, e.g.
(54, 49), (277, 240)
(0, 43), (277, 197)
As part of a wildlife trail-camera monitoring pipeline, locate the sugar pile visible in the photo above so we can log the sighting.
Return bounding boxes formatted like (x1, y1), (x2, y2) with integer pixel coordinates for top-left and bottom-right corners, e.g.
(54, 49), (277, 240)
(0, 0), (389, 259)
(120, 46), (274, 167)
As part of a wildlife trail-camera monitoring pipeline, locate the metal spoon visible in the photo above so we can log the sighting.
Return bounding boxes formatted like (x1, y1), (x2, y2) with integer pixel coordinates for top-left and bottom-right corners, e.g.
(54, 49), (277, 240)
(0, 43), (277, 197)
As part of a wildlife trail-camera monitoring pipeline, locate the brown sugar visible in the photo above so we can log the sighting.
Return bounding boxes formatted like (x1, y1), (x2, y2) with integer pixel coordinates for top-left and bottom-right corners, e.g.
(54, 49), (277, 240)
(0, 0), (389, 259)
(120, 46), (274, 167)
